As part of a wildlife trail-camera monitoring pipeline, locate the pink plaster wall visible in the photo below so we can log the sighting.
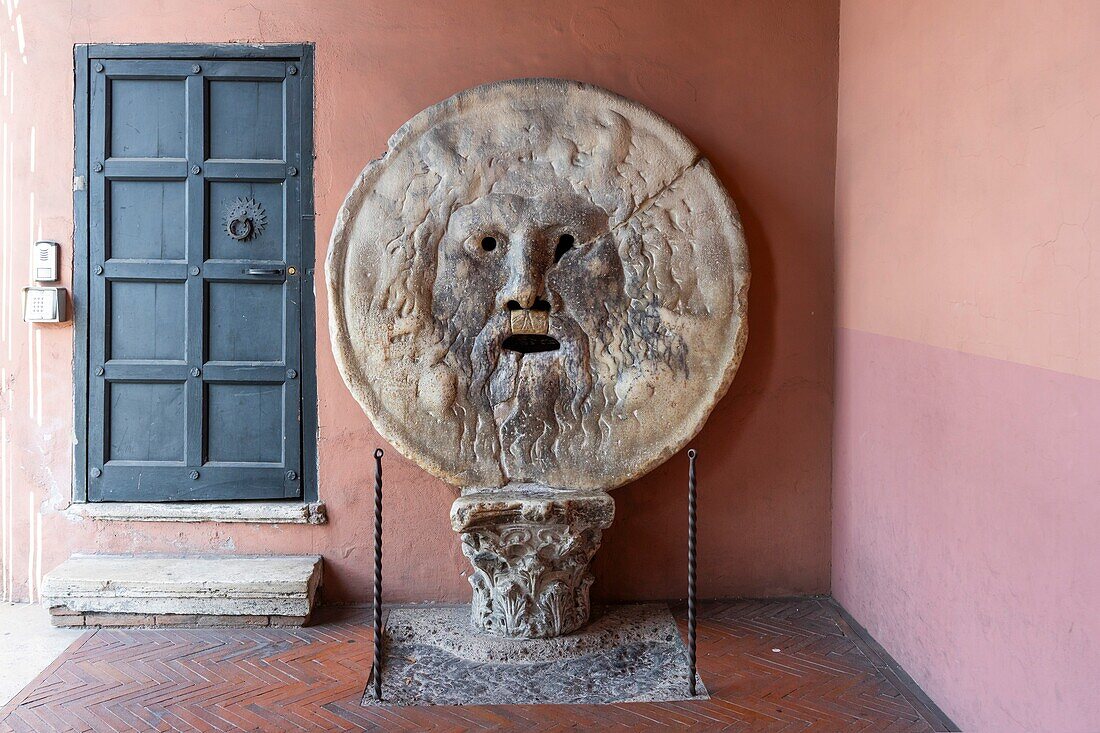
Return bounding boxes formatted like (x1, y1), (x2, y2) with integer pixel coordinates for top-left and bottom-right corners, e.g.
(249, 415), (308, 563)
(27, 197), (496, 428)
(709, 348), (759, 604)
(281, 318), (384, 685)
(0, 1), (839, 605)
(834, 2), (1100, 729)
(834, 330), (1100, 730)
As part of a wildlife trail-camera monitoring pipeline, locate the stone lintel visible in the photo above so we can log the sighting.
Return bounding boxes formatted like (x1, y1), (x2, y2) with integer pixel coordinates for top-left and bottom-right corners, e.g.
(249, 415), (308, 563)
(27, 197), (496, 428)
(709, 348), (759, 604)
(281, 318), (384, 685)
(66, 501), (327, 525)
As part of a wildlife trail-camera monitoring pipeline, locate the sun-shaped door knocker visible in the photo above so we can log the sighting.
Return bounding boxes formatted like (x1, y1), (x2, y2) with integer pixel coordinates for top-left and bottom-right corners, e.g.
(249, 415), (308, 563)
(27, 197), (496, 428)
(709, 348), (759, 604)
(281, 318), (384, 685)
(224, 197), (267, 242)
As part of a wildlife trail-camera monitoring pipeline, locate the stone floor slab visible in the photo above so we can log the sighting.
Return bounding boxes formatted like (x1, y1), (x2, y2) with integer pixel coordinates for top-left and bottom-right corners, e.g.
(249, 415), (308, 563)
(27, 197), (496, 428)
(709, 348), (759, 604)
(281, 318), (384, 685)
(362, 603), (707, 706)
(0, 603), (82, 707)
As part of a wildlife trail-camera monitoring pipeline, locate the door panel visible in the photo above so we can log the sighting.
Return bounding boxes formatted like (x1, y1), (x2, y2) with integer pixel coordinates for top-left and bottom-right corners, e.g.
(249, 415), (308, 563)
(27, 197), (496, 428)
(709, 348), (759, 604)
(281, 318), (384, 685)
(108, 180), (186, 259)
(207, 282), (286, 362)
(208, 79), (284, 159)
(208, 181), (285, 260)
(107, 382), (186, 462)
(108, 281), (186, 360)
(109, 78), (186, 157)
(87, 55), (304, 502)
(206, 383), (285, 463)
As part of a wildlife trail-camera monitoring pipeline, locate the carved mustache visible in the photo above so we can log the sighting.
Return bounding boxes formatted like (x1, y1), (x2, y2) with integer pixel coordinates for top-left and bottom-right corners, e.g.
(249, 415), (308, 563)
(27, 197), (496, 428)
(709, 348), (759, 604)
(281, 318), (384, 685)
(509, 308), (549, 336)
(469, 310), (588, 398)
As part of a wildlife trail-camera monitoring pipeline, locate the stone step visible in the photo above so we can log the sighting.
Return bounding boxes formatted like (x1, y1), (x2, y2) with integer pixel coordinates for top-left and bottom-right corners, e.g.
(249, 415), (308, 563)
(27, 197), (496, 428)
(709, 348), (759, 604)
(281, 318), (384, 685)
(42, 554), (322, 628)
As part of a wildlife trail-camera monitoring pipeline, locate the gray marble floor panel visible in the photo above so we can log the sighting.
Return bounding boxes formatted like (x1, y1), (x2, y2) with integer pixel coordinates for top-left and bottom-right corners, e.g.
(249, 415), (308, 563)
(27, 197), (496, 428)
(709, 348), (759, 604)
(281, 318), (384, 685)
(362, 603), (708, 706)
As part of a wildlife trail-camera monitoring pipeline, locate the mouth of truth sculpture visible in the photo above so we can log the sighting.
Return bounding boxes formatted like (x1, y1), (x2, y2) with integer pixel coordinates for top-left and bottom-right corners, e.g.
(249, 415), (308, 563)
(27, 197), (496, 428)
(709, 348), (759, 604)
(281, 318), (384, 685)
(328, 78), (749, 639)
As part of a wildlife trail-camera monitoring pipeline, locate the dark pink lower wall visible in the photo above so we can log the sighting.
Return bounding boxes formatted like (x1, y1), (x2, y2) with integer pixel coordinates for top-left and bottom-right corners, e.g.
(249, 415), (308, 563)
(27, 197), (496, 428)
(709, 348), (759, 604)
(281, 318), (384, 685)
(832, 328), (1100, 731)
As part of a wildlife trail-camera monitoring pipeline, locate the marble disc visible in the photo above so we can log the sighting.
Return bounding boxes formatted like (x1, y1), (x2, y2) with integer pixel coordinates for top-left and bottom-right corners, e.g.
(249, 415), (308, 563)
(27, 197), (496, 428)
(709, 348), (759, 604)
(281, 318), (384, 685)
(327, 78), (749, 490)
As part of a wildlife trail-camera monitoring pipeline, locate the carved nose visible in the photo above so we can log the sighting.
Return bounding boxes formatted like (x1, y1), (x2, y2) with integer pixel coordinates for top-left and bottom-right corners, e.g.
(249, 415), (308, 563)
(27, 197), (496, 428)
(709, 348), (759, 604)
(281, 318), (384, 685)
(501, 286), (540, 311)
(505, 298), (551, 312)
(499, 268), (545, 310)
(499, 231), (550, 311)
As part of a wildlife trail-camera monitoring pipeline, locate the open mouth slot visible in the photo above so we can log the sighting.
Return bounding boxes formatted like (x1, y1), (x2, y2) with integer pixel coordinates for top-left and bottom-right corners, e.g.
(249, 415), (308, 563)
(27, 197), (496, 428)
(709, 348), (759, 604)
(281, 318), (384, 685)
(502, 334), (561, 354)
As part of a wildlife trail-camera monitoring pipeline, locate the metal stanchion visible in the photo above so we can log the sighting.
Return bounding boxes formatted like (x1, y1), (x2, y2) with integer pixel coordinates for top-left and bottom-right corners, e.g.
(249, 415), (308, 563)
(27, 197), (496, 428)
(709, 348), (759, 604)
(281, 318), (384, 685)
(372, 448), (384, 701)
(687, 448), (698, 697)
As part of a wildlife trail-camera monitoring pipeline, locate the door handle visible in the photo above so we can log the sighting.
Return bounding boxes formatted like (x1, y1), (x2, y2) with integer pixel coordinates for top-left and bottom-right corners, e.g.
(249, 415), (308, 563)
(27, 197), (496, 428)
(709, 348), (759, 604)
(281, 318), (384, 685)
(245, 268), (282, 276)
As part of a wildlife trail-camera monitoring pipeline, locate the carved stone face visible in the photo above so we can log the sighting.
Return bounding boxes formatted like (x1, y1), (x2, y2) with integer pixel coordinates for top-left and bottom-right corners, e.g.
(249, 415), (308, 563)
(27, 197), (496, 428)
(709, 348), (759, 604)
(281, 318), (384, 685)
(328, 79), (749, 490)
(431, 184), (628, 480)
(432, 186), (615, 355)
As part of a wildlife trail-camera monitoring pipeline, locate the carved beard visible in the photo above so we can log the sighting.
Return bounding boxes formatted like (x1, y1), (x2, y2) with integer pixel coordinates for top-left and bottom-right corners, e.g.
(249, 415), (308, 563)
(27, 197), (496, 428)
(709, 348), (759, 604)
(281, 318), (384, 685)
(469, 311), (595, 482)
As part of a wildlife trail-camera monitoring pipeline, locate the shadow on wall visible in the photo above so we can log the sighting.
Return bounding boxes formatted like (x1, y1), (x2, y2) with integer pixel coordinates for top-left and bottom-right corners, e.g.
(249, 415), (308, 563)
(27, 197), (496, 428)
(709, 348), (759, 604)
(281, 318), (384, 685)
(594, 168), (785, 601)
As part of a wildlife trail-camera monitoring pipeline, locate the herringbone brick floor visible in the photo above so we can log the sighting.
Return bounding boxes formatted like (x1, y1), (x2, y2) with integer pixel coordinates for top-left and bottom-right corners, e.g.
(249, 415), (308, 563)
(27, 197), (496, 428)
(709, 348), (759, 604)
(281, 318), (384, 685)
(0, 599), (953, 732)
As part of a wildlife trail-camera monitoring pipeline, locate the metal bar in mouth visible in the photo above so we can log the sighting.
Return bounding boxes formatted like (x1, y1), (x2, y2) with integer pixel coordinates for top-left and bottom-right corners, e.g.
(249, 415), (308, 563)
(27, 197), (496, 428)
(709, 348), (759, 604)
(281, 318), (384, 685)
(687, 448), (698, 697)
(372, 448), (384, 701)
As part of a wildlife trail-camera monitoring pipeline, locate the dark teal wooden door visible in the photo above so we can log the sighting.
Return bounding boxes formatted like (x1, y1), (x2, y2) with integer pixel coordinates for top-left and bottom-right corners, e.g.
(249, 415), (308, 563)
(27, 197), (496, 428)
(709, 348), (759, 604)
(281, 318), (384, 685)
(86, 56), (305, 501)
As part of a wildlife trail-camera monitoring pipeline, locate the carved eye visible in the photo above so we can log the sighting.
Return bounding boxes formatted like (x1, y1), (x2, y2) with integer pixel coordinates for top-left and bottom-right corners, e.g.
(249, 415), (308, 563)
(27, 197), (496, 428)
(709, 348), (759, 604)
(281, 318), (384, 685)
(554, 233), (575, 263)
(481, 236), (497, 252)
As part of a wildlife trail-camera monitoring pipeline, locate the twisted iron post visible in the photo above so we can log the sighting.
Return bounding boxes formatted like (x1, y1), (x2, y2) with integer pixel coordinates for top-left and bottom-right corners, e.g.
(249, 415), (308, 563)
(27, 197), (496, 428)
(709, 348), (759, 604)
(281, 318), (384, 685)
(687, 448), (698, 697)
(372, 448), (384, 701)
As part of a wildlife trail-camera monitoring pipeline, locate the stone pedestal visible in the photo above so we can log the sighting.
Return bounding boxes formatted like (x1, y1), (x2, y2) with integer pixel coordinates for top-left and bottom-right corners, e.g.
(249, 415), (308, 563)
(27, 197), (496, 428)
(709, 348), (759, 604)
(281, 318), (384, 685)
(450, 488), (614, 638)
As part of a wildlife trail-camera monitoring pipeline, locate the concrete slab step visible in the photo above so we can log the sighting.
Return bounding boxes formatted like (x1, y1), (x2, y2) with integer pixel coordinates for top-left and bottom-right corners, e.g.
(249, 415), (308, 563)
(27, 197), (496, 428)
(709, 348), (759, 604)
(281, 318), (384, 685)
(42, 554), (322, 627)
